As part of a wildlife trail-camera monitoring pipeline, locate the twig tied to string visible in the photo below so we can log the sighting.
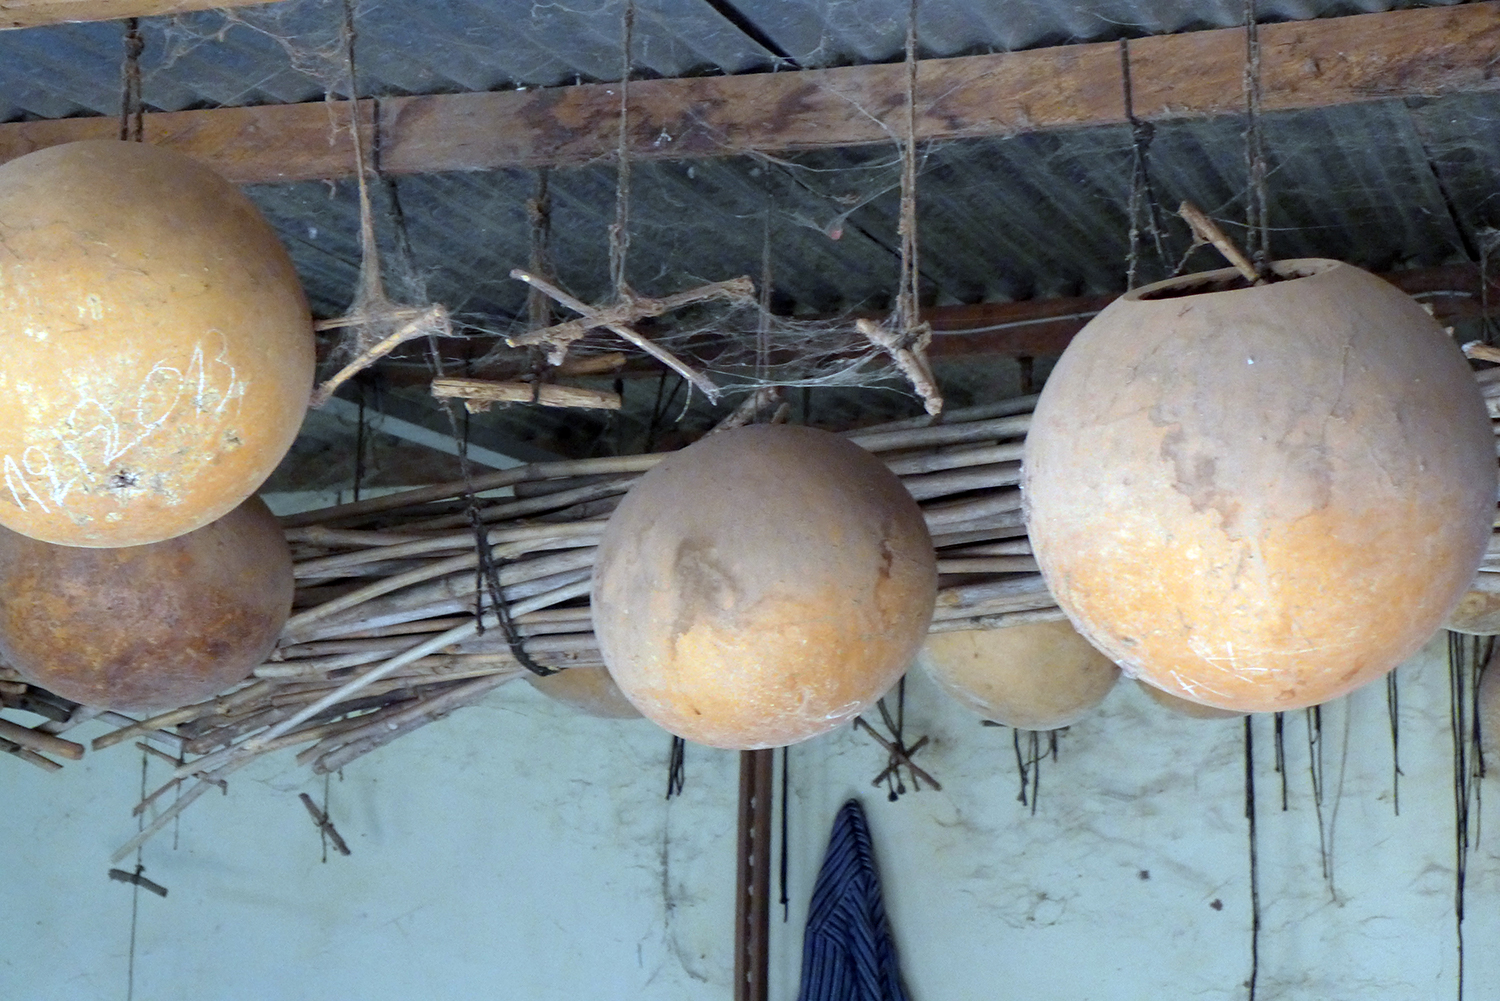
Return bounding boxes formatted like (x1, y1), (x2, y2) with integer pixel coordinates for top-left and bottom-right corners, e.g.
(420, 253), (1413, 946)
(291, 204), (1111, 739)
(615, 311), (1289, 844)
(857, 0), (942, 416)
(1179, 201), (1263, 285)
(309, 0), (452, 409)
(508, 270), (742, 402)
(1119, 39), (1170, 289)
(854, 680), (939, 801)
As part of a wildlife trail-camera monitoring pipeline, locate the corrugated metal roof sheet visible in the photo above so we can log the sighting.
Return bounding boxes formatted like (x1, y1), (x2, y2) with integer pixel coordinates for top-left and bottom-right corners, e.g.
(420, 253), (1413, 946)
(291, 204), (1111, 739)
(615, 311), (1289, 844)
(2, 0), (1496, 457)
(0, 0), (1471, 122)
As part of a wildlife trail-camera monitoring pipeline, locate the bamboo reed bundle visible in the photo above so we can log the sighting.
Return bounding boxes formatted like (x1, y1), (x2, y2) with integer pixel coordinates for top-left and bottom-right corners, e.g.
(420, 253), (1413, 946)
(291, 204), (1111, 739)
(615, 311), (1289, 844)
(14, 395), (1045, 856)
(12, 357), (1490, 854)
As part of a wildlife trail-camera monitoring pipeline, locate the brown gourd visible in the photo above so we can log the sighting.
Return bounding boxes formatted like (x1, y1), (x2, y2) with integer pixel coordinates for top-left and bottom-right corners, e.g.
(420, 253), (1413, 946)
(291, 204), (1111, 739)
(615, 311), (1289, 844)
(0, 495), (294, 712)
(918, 620), (1119, 730)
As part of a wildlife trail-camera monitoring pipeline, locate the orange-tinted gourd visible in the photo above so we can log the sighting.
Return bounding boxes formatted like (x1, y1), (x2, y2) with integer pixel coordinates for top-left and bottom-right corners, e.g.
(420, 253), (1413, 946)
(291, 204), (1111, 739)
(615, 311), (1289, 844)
(0, 141), (314, 547)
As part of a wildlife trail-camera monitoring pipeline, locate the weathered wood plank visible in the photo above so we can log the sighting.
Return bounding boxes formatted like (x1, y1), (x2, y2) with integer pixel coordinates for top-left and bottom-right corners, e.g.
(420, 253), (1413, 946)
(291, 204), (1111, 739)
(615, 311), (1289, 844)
(0, 100), (371, 184)
(925, 263), (1500, 359)
(1, 3), (1497, 180)
(2, 0), (288, 30)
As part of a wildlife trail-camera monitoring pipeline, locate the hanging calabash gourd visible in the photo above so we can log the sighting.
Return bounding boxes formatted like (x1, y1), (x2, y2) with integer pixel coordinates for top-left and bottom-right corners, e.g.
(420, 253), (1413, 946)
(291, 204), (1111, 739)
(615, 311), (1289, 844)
(0, 495), (293, 712)
(1025, 260), (1495, 714)
(591, 424), (938, 749)
(0, 140), (315, 547)
(1445, 571), (1500, 635)
(526, 666), (643, 720)
(917, 619), (1119, 729)
(1136, 680), (1245, 720)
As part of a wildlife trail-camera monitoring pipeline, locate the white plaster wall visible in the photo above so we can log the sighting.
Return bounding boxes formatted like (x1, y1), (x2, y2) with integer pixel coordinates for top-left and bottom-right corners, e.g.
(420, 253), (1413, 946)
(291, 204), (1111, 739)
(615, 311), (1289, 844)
(770, 632), (1500, 1001)
(1, 682), (738, 1001)
(6, 633), (1500, 1001)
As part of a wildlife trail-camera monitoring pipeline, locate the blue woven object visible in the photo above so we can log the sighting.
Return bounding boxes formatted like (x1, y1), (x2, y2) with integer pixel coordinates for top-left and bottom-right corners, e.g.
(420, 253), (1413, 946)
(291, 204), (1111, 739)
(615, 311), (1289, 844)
(797, 799), (910, 1001)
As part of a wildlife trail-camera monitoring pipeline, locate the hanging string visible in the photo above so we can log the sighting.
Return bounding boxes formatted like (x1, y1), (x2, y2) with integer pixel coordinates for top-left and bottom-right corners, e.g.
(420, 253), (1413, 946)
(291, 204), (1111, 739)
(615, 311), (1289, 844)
(895, 0), (922, 336)
(528, 168), (555, 331)
(1449, 632), (1474, 1001)
(666, 735), (686, 799)
(1272, 711), (1288, 811)
(1388, 670), (1402, 816)
(609, 0), (636, 299)
(1012, 728), (1043, 815)
(124, 747), (148, 1001)
(119, 18), (145, 142)
(352, 381), (367, 503)
(758, 198), (774, 388)
(779, 745), (790, 922)
(1307, 705), (1331, 884)
(1244, 716), (1260, 1001)
(1242, 0), (1272, 275)
(1120, 40), (1169, 289)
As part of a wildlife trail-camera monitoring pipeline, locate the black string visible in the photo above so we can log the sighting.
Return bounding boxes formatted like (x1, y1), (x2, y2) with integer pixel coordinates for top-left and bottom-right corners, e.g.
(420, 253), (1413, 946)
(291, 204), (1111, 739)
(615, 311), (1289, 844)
(1011, 728), (1043, 814)
(1272, 711), (1288, 811)
(1449, 631), (1471, 1001)
(779, 745), (790, 923)
(352, 381), (367, 503)
(665, 735), (686, 799)
(1388, 669), (1402, 816)
(1245, 716), (1260, 1001)
(119, 19), (144, 142)
(1307, 705), (1330, 882)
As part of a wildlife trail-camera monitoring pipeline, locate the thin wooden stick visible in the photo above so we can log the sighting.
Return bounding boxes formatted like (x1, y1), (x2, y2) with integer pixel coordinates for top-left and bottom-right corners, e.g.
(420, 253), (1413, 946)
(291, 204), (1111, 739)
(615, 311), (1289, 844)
(279, 455), (662, 529)
(1178, 201), (1262, 284)
(430, 378), (622, 412)
(0, 735), (61, 771)
(310, 304), (451, 408)
(510, 269), (725, 401)
(0, 717), (84, 760)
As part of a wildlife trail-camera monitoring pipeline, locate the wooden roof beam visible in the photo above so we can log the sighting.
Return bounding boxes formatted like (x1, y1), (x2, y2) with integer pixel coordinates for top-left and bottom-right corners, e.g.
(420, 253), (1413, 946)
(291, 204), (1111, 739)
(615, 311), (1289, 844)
(1, 2), (1497, 182)
(1, 0), (289, 31)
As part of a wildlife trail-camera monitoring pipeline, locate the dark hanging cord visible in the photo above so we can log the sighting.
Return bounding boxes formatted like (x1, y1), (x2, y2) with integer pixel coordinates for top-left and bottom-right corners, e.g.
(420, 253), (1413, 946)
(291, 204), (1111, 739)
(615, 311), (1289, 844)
(1449, 631), (1472, 1001)
(352, 382), (367, 503)
(1245, 716), (1260, 1001)
(665, 735), (686, 799)
(609, 1), (636, 298)
(119, 18), (145, 142)
(779, 745), (790, 922)
(425, 316), (556, 677)
(1028, 731), (1041, 816)
(1272, 712), (1288, 811)
(1011, 728), (1043, 813)
(1307, 705), (1331, 883)
(1012, 729), (1029, 807)
(1242, 0), (1272, 275)
(1388, 669), (1403, 816)
(1119, 39), (1169, 289)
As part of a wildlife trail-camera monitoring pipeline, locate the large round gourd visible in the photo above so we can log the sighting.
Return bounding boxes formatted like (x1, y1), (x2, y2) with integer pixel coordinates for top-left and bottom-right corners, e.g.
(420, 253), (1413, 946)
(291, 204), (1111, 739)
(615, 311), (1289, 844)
(1445, 572), (1500, 635)
(0, 141), (315, 547)
(526, 666), (643, 720)
(592, 425), (937, 749)
(917, 620), (1119, 729)
(1025, 260), (1495, 713)
(0, 495), (293, 711)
